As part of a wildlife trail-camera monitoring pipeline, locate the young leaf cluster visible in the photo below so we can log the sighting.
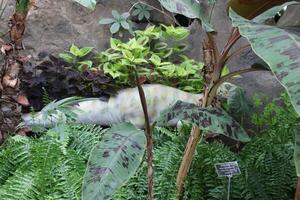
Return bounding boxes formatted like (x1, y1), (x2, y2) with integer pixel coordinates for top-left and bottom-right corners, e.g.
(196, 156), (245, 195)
(97, 25), (204, 93)
(99, 10), (132, 34)
(59, 44), (94, 72)
(132, 3), (152, 21)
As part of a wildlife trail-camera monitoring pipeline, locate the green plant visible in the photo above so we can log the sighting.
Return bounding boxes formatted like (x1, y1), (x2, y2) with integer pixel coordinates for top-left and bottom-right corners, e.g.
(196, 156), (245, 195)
(111, 100), (298, 200)
(99, 10), (133, 34)
(59, 44), (94, 71)
(97, 25), (204, 93)
(132, 3), (152, 21)
(153, 2), (300, 197)
(82, 123), (146, 200)
(0, 124), (105, 200)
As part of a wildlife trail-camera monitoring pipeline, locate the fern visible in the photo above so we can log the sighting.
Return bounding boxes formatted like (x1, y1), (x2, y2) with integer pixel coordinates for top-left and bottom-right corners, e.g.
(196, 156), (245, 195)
(0, 124), (104, 200)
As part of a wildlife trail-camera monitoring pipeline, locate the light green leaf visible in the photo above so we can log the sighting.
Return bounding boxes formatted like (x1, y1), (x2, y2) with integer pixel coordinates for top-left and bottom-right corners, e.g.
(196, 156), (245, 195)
(158, 0), (215, 32)
(110, 22), (120, 34)
(59, 53), (74, 63)
(133, 58), (148, 64)
(122, 49), (134, 60)
(72, 0), (96, 10)
(230, 9), (300, 116)
(82, 122), (146, 200)
(149, 54), (161, 65)
(79, 47), (94, 57)
(120, 20), (130, 30)
(156, 101), (250, 142)
(110, 38), (122, 50)
(78, 60), (93, 71)
(154, 42), (168, 50)
(70, 44), (81, 56)
(121, 12), (130, 19)
(99, 18), (115, 25)
(112, 10), (120, 20)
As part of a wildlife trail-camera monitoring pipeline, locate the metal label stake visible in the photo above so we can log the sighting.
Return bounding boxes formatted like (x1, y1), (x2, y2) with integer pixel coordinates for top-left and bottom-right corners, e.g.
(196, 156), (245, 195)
(215, 161), (241, 200)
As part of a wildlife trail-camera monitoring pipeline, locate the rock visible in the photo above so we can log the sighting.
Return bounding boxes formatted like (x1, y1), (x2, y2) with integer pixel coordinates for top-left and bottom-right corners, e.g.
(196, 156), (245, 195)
(0, 0), (291, 101)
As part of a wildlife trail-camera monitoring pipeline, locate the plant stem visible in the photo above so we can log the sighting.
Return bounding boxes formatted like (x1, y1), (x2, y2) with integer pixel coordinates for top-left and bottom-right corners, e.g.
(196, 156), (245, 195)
(134, 70), (154, 200)
(296, 177), (300, 200)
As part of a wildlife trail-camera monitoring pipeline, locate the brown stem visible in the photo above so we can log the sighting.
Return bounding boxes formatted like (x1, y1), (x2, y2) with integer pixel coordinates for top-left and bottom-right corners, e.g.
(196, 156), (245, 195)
(176, 32), (217, 199)
(134, 70), (153, 200)
(224, 44), (251, 63)
(296, 177), (300, 200)
(207, 67), (269, 105)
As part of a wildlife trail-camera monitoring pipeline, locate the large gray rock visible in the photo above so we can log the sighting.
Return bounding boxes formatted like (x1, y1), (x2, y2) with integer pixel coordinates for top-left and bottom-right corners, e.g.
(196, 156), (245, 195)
(1, 0), (298, 100)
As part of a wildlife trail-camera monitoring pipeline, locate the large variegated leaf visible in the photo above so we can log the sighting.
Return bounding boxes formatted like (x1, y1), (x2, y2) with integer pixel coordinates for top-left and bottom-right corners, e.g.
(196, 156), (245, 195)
(156, 101), (250, 142)
(228, 0), (287, 19)
(157, 0), (215, 32)
(82, 123), (146, 200)
(253, 2), (299, 23)
(230, 10), (300, 116)
(72, 0), (96, 10)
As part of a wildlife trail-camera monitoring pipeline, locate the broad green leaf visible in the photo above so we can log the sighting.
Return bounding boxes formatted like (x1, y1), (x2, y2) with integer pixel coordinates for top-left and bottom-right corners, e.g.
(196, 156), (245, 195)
(156, 101), (250, 142)
(99, 18), (115, 25)
(110, 22), (120, 34)
(149, 54), (161, 66)
(79, 47), (94, 57)
(253, 2), (299, 23)
(112, 10), (121, 20)
(78, 60), (93, 71)
(72, 0), (96, 10)
(230, 10), (300, 116)
(121, 12), (130, 19)
(59, 53), (74, 63)
(157, 0), (215, 32)
(70, 44), (81, 56)
(110, 38), (122, 50)
(120, 20), (130, 30)
(82, 123), (146, 200)
(155, 42), (168, 50)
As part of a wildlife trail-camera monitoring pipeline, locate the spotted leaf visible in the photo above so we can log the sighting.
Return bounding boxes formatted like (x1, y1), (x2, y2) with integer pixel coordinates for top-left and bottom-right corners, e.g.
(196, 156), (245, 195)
(230, 9), (300, 116)
(157, 0), (215, 32)
(82, 122), (146, 200)
(156, 101), (250, 142)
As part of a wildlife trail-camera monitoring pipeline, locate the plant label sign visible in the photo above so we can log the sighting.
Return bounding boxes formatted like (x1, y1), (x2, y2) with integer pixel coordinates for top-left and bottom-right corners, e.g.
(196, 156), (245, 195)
(215, 161), (241, 177)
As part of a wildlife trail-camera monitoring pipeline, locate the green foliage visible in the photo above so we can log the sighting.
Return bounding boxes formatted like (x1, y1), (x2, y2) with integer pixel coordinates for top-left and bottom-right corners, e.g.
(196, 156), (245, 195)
(0, 124), (105, 200)
(99, 10), (133, 34)
(132, 3), (152, 21)
(97, 25), (204, 93)
(229, 4), (300, 117)
(112, 96), (298, 200)
(156, 100), (250, 142)
(15, 0), (30, 15)
(72, 0), (96, 10)
(59, 44), (94, 72)
(82, 123), (146, 200)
